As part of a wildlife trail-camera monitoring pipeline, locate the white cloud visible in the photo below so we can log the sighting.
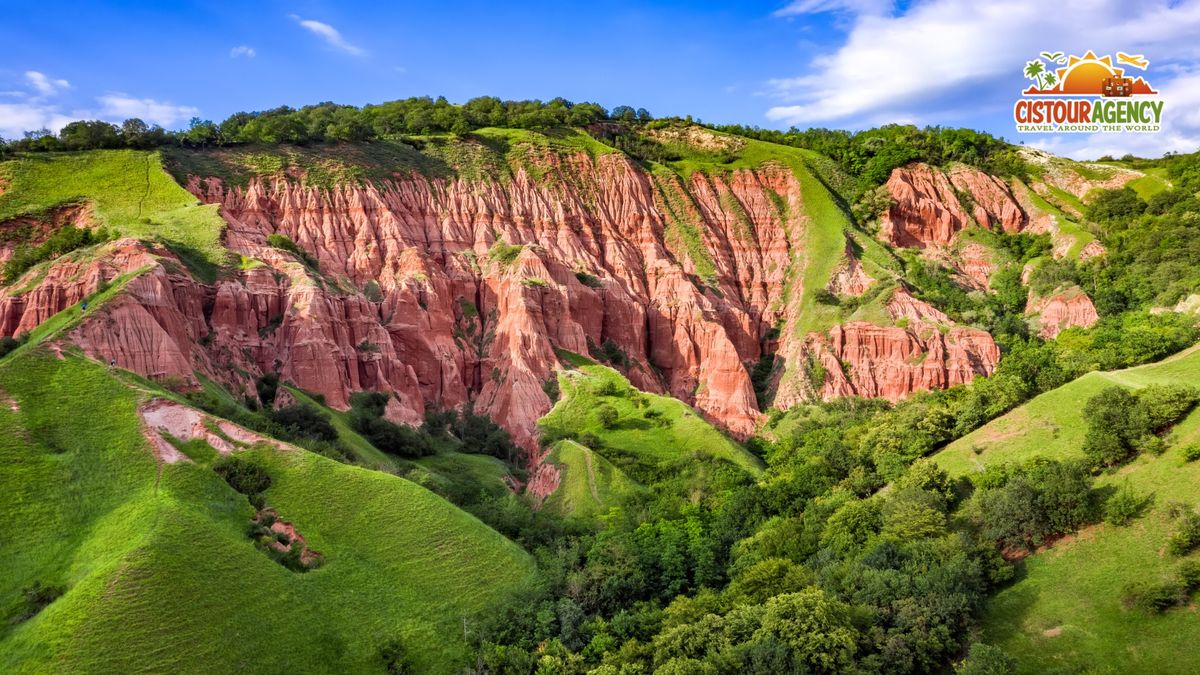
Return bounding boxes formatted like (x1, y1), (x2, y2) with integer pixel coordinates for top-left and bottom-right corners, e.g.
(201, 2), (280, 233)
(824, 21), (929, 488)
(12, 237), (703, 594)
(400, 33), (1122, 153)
(25, 71), (70, 96)
(230, 45), (256, 58)
(0, 103), (74, 138)
(0, 70), (201, 139)
(774, 0), (893, 17)
(289, 14), (365, 56)
(766, 0), (1200, 128)
(96, 95), (199, 127)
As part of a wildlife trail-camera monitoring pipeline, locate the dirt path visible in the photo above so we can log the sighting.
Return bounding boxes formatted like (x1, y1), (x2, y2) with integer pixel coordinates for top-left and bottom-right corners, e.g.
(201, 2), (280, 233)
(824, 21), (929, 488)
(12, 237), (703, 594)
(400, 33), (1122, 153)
(583, 447), (600, 502)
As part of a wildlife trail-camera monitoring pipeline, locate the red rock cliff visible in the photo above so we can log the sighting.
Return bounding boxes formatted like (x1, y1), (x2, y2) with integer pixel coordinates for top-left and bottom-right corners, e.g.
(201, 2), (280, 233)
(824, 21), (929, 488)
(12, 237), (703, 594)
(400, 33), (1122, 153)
(0, 150), (1004, 450)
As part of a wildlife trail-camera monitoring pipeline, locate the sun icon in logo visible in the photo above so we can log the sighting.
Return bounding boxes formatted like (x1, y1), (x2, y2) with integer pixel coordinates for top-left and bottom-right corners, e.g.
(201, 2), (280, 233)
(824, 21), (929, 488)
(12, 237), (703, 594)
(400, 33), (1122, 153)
(1022, 50), (1157, 96)
(1057, 51), (1120, 94)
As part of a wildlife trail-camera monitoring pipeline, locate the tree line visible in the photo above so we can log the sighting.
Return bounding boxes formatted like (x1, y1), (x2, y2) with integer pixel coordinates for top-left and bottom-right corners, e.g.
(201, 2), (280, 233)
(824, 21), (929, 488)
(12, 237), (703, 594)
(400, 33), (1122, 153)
(0, 96), (654, 155)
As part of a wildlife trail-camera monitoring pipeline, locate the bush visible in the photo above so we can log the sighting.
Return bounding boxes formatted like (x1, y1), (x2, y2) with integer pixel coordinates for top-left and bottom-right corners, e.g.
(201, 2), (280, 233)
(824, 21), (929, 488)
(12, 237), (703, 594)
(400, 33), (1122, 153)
(3, 225), (111, 283)
(1105, 481), (1146, 526)
(1082, 387), (1151, 467)
(1139, 384), (1200, 432)
(270, 404), (338, 443)
(596, 404), (619, 429)
(0, 333), (28, 359)
(1167, 510), (1200, 556)
(1182, 444), (1200, 462)
(214, 455), (272, 496)
(574, 270), (602, 288)
(349, 392), (434, 458)
(256, 372), (280, 407)
(1178, 559), (1200, 591)
(956, 643), (1017, 675)
(1122, 579), (1187, 613)
(1135, 434), (1168, 456)
(12, 581), (65, 623)
(266, 233), (319, 269)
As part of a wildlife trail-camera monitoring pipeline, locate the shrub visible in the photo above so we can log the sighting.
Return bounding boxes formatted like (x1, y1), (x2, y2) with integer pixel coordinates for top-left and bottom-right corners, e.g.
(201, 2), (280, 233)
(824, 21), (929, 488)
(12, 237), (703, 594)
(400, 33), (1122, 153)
(542, 377), (560, 402)
(270, 404), (338, 442)
(1105, 480), (1146, 526)
(814, 288), (840, 305)
(1135, 434), (1168, 456)
(596, 404), (619, 429)
(1182, 444), (1200, 462)
(1082, 387), (1151, 467)
(214, 455), (272, 496)
(349, 392), (434, 458)
(256, 372), (280, 407)
(1168, 510), (1200, 556)
(956, 643), (1018, 675)
(1178, 560), (1200, 591)
(0, 333), (28, 359)
(266, 233), (319, 269)
(1122, 579), (1187, 613)
(1139, 384), (1200, 432)
(574, 270), (602, 288)
(379, 639), (414, 674)
(488, 240), (523, 266)
(362, 279), (383, 302)
(12, 582), (65, 623)
(3, 225), (111, 283)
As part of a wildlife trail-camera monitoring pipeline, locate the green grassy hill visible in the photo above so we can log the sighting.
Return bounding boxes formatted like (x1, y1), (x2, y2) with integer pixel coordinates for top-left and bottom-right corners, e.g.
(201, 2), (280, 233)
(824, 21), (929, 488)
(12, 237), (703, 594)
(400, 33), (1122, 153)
(0, 150), (228, 268)
(0, 350), (535, 674)
(538, 358), (763, 485)
(934, 345), (1200, 477)
(542, 439), (646, 518)
(930, 345), (1200, 673)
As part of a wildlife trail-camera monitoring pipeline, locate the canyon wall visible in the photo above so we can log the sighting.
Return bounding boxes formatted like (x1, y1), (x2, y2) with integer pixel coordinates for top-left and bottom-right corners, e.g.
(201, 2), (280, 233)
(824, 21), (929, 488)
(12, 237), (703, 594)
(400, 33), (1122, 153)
(0, 150), (1011, 449)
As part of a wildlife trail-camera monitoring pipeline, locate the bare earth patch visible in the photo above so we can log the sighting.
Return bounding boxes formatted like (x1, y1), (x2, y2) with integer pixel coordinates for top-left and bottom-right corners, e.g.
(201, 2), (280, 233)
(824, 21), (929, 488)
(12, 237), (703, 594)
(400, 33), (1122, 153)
(1043, 626), (1063, 637)
(139, 398), (278, 463)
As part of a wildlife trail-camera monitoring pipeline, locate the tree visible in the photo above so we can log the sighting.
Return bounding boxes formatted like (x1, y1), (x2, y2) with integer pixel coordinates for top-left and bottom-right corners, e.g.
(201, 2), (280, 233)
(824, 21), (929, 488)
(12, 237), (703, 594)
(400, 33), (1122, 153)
(751, 588), (857, 672)
(957, 643), (1017, 674)
(596, 404), (619, 429)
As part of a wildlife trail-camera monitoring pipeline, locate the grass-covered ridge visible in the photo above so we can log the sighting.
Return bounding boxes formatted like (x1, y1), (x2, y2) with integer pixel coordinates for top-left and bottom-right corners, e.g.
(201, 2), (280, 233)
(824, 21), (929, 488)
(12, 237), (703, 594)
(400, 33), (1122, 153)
(0, 349), (535, 673)
(927, 345), (1200, 672)
(538, 359), (762, 481)
(0, 150), (227, 266)
(542, 439), (646, 518)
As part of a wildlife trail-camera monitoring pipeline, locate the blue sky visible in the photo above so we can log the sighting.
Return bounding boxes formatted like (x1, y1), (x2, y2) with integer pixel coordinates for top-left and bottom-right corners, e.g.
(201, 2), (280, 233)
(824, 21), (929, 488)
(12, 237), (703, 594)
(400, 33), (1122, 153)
(3, 0), (1199, 159)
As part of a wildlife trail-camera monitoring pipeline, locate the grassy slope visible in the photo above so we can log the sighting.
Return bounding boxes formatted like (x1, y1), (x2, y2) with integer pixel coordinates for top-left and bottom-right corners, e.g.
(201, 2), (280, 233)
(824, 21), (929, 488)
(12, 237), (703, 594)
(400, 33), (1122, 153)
(543, 440), (645, 518)
(0, 150), (227, 265)
(539, 361), (762, 477)
(0, 351), (534, 673)
(934, 345), (1200, 477)
(930, 345), (1200, 673)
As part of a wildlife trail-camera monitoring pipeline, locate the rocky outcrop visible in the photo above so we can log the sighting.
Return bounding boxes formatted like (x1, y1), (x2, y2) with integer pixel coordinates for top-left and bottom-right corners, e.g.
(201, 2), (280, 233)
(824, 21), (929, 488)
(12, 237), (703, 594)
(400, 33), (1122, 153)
(880, 164), (1026, 249)
(1026, 287), (1099, 338)
(801, 289), (999, 403)
(826, 241), (874, 296)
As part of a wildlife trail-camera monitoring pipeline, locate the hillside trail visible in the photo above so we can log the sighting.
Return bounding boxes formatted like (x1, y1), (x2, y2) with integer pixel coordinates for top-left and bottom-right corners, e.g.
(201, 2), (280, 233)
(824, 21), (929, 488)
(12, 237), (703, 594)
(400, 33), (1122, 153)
(582, 446), (600, 502)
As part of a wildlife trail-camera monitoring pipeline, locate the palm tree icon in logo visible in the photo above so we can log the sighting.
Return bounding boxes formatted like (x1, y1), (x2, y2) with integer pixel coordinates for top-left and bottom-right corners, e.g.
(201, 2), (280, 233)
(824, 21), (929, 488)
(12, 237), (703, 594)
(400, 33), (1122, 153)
(1024, 59), (1048, 90)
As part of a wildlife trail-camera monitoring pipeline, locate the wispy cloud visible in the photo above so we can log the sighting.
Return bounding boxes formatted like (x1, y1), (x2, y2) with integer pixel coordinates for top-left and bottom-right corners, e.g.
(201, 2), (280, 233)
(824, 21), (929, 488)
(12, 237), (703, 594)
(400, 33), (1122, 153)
(0, 70), (200, 139)
(96, 94), (199, 127)
(765, 0), (1200, 141)
(230, 45), (257, 58)
(289, 14), (365, 56)
(25, 71), (70, 97)
(773, 0), (893, 17)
